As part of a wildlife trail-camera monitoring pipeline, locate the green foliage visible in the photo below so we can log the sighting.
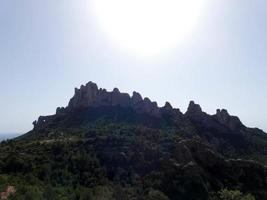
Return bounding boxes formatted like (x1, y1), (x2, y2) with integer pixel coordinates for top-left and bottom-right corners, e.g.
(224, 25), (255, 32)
(211, 189), (256, 200)
(10, 185), (43, 200)
(0, 121), (265, 200)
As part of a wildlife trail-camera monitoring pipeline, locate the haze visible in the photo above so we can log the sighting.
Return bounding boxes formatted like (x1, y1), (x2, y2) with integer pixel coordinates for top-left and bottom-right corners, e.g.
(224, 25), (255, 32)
(0, 0), (267, 133)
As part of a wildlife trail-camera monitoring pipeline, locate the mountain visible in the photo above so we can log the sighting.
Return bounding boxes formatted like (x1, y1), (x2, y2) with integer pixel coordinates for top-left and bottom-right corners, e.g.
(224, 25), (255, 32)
(0, 81), (266, 200)
(27, 81), (267, 160)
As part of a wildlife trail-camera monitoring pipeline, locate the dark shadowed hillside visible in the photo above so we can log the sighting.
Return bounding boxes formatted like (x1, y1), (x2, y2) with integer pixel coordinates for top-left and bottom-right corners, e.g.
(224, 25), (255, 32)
(0, 82), (266, 200)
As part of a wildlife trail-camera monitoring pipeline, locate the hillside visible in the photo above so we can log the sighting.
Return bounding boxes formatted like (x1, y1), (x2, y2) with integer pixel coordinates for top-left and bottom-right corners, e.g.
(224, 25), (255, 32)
(0, 81), (266, 200)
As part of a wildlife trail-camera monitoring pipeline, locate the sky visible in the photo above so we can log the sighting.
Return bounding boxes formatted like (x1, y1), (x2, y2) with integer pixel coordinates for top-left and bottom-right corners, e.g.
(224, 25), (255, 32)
(0, 0), (267, 133)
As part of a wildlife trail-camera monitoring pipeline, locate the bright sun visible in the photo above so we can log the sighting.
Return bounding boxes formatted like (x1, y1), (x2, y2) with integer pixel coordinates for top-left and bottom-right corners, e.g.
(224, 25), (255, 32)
(91, 0), (206, 57)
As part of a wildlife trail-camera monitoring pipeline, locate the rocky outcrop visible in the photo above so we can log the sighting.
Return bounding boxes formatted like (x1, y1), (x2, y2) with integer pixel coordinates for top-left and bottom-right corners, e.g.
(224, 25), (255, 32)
(132, 91), (142, 104)
(31, 82), (264, 134)
(185, 101), (245, 132)
(184, 101), (212, 126)
(163, 102), (173, 112)
(67, 81), (162, 117)
(214, 109), (244, 131)
(186, 101), (203, 115)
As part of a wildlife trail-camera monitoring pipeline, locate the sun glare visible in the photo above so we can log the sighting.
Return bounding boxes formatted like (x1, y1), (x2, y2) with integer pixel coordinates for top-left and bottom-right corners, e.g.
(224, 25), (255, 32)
(91, 0), (206, 57)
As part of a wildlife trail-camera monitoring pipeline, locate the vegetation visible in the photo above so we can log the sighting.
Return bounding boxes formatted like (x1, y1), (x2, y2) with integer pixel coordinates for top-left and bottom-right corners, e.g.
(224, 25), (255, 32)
(211, 189), (256, 200)
(0, 122), (264, 200)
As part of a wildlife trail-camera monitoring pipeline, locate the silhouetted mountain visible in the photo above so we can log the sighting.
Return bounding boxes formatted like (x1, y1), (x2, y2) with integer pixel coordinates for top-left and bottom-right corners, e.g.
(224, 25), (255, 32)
(28, 81), (267, 158)
(0, 82), (266, 200)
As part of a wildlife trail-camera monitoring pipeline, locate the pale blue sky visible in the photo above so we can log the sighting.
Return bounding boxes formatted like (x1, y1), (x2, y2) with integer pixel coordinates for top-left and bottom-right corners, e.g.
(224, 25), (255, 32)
(0, 0), (267, 133)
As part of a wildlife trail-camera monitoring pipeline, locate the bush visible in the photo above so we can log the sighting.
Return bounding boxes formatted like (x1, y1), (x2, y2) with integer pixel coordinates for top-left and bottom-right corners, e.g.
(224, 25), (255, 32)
(211, 189), (256, 200)
(144, 189), (169, 200)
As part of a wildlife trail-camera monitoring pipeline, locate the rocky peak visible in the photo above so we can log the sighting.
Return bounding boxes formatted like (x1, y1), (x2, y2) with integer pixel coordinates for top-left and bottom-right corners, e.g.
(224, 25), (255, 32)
(113, 88), (120, 93)
(216, 109), (229, 119)
(67, 82), (169, 117)
(215, 109), (244, 131)
(86, 81), (98, 90)
(163, 102), (173, 111)
(186, 101), (203, 116)
(56, 107), (65, 114)
(132, 91), (143, 104)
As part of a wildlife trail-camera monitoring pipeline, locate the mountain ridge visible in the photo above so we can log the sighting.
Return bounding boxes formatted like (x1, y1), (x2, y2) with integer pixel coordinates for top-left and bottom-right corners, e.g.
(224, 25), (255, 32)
(26, 81), (267, 164)
(2, 81), (266, 199)
(33, 81), (260, 134)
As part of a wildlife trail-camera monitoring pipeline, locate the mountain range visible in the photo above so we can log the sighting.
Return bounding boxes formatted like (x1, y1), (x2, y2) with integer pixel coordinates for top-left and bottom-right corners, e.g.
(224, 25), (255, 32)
(0, 81), (266, 200)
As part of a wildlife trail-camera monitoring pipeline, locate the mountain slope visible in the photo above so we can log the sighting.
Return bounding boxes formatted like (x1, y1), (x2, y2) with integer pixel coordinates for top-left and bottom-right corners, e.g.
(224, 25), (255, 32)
(0, 81), (266, 200)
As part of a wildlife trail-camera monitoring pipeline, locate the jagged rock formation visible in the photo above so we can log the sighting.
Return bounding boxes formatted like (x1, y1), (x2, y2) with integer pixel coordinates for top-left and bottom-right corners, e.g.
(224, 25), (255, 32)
(33, 82), (181, 129)
(215, 109), (244, 131)
(31, 81), (265, 134)
(67, 81), (161, 116)
(29, 81), (267, 157)
(186, 101), (203, 116)
(37, 82), (248, 131)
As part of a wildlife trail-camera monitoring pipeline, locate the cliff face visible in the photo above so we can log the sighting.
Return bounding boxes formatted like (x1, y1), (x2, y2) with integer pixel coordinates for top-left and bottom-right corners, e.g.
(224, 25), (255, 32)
(33, 81), (183, 129)
(66, 82), (186, 119)
(68, 81), (166, 117)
